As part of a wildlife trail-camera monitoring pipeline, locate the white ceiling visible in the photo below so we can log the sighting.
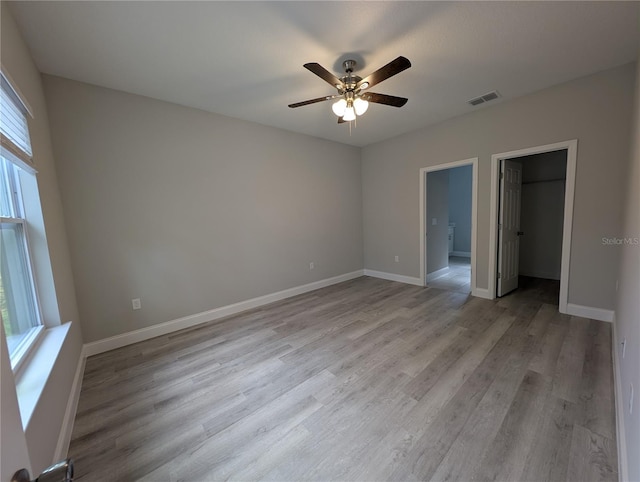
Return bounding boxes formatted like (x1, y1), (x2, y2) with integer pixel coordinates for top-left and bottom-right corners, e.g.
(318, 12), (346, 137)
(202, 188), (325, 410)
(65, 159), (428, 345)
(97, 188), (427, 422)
(8, 1), (640, 147)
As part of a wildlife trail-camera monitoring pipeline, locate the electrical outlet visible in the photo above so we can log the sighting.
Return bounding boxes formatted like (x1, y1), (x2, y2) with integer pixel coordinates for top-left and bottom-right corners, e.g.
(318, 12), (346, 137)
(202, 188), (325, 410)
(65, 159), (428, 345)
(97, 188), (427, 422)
(309, 262), (314, 270)
(622, 338), (627, 359)
(132, 298), (141, 310)
(630, 384), (634, 415)
(395, 256), (399, 263)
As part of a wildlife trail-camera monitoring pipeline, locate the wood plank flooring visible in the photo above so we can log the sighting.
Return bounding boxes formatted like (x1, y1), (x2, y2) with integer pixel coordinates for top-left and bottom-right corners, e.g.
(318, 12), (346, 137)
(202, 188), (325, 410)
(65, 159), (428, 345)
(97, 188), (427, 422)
(68, 276), (617, 481)
(426, 256), (471, 293)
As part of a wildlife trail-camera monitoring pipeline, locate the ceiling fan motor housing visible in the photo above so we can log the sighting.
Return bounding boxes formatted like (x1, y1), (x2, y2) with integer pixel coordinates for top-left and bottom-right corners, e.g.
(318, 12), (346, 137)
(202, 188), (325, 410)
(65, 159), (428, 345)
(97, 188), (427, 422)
(340, 76), (362, 92)
(340, 60), (361, 92)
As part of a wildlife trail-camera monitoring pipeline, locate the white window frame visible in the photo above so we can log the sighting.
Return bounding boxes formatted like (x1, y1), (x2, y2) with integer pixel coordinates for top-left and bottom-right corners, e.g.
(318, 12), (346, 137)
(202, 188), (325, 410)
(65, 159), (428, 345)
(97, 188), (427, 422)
(1, 71), (44, 373)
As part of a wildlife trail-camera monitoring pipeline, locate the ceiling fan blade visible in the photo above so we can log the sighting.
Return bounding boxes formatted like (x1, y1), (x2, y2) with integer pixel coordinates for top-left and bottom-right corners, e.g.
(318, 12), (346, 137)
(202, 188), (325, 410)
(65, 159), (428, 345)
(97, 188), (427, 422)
(356, 56), (411, 90)
(304, 63), (345, 90)
(337, 116), (346, 124)
(362, 92), (408, 107)
(288, 95), (340, 108)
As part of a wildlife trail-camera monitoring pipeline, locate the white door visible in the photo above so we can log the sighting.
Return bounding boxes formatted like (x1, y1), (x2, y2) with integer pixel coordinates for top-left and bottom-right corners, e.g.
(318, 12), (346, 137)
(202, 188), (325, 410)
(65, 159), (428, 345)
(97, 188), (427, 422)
(497, 159), (522, 296)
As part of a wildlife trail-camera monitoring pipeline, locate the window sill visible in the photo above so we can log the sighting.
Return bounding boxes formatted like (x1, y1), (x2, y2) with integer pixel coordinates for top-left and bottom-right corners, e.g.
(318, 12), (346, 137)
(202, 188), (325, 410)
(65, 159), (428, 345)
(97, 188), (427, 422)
(15, 322), (71, 430)
(10, 325), (45, 374)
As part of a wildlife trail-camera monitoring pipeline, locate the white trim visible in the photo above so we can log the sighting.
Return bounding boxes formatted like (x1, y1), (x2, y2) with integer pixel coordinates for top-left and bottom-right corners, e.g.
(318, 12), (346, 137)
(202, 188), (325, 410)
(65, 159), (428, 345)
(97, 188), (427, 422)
(565, 303), (614, 322)
(17, 323), (71, 429)
(426, 266), (450, 282)
(363, 269), (423, 286)
(53, 345), (86, 462)
(84, 270), (364, 356)
(419, 158), (478, 295)
(489, 140), (577, 313)
(1, 143), (37, 175)
(10, 325), (44, 375)
(451, 251), (471, 258)
(612, 314), (629, 482)
(472, 287), (492, 299)
(0, 63), (34, 117)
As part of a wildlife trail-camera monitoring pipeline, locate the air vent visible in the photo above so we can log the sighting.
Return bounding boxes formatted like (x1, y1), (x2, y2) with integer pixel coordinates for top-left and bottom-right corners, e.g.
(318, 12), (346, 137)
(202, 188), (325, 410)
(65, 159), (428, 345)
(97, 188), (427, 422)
(467, 90), (501, 106)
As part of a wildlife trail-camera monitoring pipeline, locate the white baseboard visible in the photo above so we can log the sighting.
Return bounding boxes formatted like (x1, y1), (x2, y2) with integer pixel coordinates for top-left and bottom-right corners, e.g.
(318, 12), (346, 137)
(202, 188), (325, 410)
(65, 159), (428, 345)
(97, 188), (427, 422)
(363, 269), (423, 286)
(84, 270), (365, 356)
(53, 345), (86, 461)
(566, 303), (614, 322)
(472, 287), (493, 300)
(611, 315), (629, 482)
(451, 251), (471, 258)
(426, 266), (449, 282)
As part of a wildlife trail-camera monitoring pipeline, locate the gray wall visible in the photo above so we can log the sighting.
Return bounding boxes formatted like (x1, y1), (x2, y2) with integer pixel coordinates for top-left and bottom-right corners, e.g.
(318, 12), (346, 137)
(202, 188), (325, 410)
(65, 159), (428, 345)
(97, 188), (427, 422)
(1, 4), (83, 477)
(426, 170), (449, 274)
(448, 165), (472, 254)
(615, 54), (640, 482)
(362, 63), (635, 309)
(519, 151), (567, 280)
(43, 76), (363, 343)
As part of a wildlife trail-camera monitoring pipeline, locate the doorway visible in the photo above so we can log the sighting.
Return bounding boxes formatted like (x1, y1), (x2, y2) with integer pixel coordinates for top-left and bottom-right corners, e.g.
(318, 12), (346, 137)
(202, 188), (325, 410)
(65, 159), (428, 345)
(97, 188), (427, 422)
(488, 140), (577, 313)
(419, 158), (478, 295)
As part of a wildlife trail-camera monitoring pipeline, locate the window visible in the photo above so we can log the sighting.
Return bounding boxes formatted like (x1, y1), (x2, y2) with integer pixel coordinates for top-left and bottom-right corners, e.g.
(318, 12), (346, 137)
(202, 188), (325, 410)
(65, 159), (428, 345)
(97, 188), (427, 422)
(0, 72), (42, 368)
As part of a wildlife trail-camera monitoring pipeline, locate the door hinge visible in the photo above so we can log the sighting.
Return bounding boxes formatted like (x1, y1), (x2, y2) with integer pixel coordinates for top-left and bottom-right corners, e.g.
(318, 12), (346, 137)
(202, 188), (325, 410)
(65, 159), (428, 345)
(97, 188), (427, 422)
(500, 172), (504, 179)
(498, 223), (503, 230)
(497, 272), (502, 279)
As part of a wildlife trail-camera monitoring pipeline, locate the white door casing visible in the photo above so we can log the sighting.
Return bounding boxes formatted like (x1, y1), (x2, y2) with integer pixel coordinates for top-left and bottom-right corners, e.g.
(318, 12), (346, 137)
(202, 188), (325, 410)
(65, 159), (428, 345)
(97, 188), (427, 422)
(489, 140), (577, 313)
(497, 159), (522, 296)
(419, 158), (479, 296)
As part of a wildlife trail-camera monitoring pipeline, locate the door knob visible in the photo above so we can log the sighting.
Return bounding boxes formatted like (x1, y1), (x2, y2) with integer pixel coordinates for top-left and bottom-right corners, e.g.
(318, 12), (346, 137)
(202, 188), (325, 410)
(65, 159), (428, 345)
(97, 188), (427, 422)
(11, 459), (73, 482)
(517, 231), (524, 236)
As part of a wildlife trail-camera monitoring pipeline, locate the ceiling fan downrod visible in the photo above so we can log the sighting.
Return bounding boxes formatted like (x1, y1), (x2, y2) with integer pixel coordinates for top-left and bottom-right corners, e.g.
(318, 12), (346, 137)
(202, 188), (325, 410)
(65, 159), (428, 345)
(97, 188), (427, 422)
(343, 59), (356, 74)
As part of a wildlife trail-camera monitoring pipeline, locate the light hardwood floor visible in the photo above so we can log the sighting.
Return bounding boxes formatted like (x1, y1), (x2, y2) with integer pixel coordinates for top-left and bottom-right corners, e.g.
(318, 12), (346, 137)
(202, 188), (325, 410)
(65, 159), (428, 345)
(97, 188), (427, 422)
(69, 276), (617, 481)
(427, 256), (471, 293)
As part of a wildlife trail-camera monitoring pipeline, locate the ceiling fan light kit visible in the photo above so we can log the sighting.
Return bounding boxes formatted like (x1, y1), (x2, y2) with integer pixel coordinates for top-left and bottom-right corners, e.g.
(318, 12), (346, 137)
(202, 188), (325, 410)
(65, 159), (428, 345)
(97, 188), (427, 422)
(343, 105), (356, 122)
(354, 97), (369, 115)
(332, 98), (347, 116)
(289, 56), (411, 125)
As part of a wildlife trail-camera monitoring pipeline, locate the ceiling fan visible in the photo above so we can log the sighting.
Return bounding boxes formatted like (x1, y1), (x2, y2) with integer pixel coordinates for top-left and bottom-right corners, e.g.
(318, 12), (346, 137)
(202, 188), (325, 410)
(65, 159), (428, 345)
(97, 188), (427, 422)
(288, 56), (411, 123)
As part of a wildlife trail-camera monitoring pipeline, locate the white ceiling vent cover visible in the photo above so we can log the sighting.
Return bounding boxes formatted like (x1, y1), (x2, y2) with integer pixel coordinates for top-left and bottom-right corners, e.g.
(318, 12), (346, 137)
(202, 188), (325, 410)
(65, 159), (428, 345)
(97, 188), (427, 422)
(467, 90), (501, 106)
